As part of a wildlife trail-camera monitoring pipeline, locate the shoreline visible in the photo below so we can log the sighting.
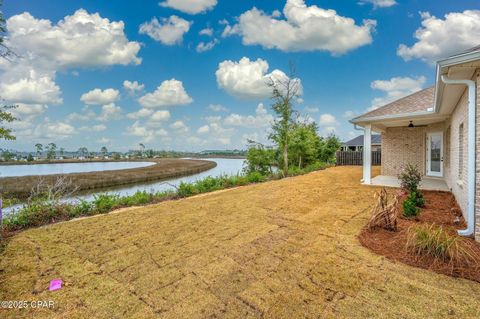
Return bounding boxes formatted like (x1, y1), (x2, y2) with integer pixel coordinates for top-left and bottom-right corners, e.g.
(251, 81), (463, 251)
(0, 158), (217, 199)
(0, 155), (245, 166)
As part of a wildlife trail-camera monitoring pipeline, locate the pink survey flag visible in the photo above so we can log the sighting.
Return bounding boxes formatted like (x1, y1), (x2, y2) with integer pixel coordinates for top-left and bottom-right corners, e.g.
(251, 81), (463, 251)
(49, 279), (62, 291)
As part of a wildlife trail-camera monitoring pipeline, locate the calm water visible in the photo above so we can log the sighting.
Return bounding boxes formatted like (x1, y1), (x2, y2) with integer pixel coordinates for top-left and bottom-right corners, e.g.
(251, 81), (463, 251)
(0, 161), (155, 177)
(3, 158), (245, 213)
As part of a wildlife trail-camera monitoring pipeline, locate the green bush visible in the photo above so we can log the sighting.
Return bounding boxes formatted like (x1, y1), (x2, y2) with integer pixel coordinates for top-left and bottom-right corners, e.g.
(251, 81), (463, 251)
(246, 172), (265, 183)
(119, 191), (153, 206)
(403, 197), (420, 218)
(177, 182), (196, 197)
(409, 191), (425, 208)
(69, 199), (93, 217)
(92, 194), (120, 213)
(4, 200), (68, 229)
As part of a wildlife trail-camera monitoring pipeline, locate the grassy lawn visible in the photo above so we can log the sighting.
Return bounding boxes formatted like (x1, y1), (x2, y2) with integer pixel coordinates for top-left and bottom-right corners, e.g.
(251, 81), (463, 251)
(1, 166), (479, 318)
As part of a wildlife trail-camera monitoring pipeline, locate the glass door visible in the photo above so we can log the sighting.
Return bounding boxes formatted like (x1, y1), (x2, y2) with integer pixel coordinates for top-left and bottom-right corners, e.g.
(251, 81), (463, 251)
(427, 132), (443, 177)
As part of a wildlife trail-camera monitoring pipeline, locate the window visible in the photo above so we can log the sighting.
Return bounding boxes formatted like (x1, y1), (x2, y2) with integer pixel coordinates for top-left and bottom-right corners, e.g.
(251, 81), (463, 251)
(459, 123), (464, 179)
(445, 126), (450, 167)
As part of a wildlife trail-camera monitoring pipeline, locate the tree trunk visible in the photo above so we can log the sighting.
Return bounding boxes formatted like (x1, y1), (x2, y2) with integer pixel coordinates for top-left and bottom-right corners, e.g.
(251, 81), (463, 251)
(298, 155), (302, 169)
(283, 143), (288, 176)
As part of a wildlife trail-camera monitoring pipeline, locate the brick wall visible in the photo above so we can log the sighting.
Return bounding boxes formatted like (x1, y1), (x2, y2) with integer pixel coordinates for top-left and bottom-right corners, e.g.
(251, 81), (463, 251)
(444, 89), (469, 220)
(381, 127), (426, 176)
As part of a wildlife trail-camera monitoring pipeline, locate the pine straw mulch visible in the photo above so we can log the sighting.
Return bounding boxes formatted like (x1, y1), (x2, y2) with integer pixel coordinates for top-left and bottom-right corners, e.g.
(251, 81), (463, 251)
(359, 190), (480, 283)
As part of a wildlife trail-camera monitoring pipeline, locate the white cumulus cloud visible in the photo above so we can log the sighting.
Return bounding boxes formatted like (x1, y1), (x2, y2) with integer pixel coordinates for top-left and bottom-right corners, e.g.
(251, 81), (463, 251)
(359, 0), (397, 8)
(127, 108), (154, 120)
(6, 9), (141, 68)
(224, 103), (273, 128)
(0, 71), (62, 105)
(98, 103), (122, 122)
(159, 0), (217, 15)
(369, 76), (426, 110)
(196, 39), (219, 53)
(397, 11), (480, 64)
(138, 79), (193, 108)
(139, 16), (191, 45)
(319, 113), (338, 126)
(216, 57), (302, 100)
(0, 9), (141, 112)
(226, 0), (376, 54)
(80, 88), (120, 105)
(123, 80), (144, 94)
(197, 125), (210, 134)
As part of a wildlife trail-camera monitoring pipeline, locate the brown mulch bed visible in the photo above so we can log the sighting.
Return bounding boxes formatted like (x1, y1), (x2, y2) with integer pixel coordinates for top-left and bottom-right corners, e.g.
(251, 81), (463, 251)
(359, 190), (480, 282)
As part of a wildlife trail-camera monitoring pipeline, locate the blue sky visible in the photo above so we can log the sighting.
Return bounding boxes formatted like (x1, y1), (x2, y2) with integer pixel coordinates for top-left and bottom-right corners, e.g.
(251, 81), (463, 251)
(2, 0), (480, 152)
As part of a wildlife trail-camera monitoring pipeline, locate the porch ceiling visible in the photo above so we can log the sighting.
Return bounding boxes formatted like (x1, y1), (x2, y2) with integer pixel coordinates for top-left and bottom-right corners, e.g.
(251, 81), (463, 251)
(370, 113), (448, 132)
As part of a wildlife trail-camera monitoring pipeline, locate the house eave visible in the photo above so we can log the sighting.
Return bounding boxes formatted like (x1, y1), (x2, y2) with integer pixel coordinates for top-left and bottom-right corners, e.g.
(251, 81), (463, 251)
(350, 110), (437, 125)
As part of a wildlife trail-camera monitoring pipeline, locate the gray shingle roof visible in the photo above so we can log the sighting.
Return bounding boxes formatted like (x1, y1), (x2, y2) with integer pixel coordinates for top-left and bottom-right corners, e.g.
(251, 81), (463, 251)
(352, 86), (435, 122)
(343, 134), (381, 147)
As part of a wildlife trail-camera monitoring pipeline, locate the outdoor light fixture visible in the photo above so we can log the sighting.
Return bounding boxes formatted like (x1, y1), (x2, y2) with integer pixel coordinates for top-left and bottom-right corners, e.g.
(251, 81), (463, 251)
(408, 121), (414, 128)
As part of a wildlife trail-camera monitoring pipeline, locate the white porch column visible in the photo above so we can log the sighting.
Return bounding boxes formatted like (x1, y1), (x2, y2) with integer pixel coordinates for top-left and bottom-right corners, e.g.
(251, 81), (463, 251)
(363, 124), (372, 184)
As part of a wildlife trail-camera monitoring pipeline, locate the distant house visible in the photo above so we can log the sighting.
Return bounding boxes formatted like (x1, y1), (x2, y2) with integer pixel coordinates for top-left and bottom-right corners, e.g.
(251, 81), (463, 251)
(350, 45), (480, 241)
(341, 135), (381, 152)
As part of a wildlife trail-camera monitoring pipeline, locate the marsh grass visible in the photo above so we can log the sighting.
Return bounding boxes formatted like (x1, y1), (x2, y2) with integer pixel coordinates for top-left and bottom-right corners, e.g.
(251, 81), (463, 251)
(406, 224), (480, 265)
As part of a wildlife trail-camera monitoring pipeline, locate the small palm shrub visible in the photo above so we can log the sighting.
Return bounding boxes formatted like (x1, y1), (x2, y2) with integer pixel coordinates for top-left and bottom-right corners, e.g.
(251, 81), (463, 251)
(406, 224), (480, 265)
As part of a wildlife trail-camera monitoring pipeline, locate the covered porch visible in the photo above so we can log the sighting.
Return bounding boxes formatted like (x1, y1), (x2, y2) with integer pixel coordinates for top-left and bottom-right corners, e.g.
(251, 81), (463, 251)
(370, 175), (449, 191)
(357, 111), (449, 186)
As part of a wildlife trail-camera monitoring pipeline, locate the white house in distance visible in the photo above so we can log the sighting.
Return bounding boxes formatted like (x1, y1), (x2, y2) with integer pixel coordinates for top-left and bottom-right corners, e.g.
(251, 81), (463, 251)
(351, 46), (480, 242)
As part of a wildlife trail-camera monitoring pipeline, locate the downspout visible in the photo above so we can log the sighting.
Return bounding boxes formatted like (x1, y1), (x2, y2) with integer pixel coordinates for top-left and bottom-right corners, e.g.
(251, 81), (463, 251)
(441, 75), (476, 237)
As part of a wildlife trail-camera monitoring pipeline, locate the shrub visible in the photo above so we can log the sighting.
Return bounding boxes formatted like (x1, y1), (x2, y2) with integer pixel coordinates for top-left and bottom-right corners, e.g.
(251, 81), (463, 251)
(177, 182), (196, 197)
(403, 197), (420, 218)
(4, 200), (68, 229)
(246, 172), (265, 183)
(398, 163), (422, 193)
(406, 224), (480, 265)
(194, 176), (224, 193)
(92, 194), (119, 213)
(69, 199), (93, 217)
(244, 144), (275, 175)
(409, 191), (425, 208)
(119, 191), (153, 206)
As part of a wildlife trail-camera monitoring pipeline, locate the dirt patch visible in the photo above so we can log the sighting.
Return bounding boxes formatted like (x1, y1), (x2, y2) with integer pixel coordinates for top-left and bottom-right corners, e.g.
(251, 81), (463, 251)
(359, 190), (480, 282)
(0, 158), (216, 199)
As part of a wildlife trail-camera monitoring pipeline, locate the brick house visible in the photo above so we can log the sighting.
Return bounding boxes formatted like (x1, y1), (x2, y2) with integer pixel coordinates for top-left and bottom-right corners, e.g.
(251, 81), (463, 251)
(351, 46), (480, 241)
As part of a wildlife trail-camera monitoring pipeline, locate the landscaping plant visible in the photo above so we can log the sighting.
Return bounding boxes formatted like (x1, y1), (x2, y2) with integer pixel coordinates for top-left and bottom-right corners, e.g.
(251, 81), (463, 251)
(398, 163), (425, 217)
(402, 197), (420, 218)
(406, 224), (480, 265)
(367, 188), (398, 231)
